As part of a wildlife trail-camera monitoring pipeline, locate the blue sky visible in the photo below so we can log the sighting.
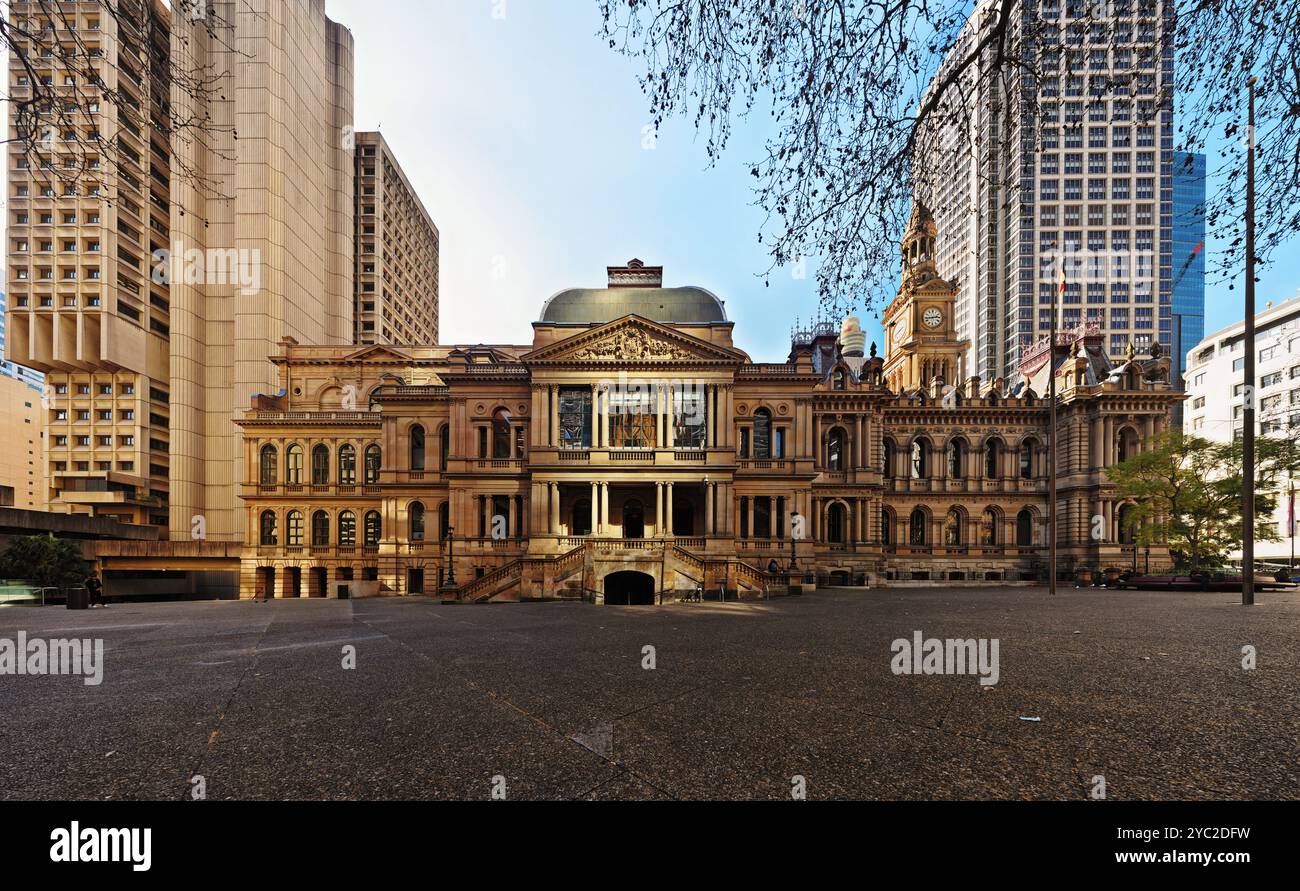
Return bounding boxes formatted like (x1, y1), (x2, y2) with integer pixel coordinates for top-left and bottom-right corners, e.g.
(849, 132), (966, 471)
(327, 0), (1300, 361)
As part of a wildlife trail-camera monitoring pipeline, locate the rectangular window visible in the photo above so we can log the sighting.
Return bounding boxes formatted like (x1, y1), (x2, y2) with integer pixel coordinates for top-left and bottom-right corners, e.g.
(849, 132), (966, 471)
(609, 388), (656, 448)
(672, 385), (707, 449)
(558, 387), (593, 449)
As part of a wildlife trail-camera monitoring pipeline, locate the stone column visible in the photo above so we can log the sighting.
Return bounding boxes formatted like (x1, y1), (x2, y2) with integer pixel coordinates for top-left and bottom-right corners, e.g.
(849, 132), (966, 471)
(705, 483), (715, 535)
(666, 482), (674, 537)
(1103, 415), (1114, 467)
(507, 497), (517, 540)
(665, 384), (675, 449)
(530, 387), (543, 448)
(703, 385), (712, 448)
(600, 481), (609, 533)
(590, 482), (598, 533)
(723, 386), (734, 449)
(549, 385), (559, 447)
(656, 482), (664, 534)
(550, 482), (560, 534)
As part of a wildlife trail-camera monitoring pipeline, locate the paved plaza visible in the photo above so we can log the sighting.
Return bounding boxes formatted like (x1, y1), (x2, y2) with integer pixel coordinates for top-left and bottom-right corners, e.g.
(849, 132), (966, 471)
(1, 587), (1296, 800)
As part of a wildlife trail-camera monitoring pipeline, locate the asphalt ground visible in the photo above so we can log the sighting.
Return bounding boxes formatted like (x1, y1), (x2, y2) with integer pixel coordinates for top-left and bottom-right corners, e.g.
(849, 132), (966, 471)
(1, 586), (1295, 800)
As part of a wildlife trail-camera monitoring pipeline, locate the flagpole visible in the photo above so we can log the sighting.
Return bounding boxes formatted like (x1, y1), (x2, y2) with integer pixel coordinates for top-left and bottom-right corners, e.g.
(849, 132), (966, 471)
(1242, 76), (1257, 606)
(1048, 248), (1061, 597)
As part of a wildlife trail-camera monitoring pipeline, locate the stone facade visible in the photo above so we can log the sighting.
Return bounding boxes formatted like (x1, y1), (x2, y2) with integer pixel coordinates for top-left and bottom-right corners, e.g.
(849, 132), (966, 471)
(236, 219), (1181, 602)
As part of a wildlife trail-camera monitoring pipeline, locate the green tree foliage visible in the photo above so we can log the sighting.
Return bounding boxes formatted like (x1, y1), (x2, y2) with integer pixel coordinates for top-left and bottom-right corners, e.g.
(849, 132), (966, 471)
(1107, 431), (1300, 571)
(0, 534), (88, 589)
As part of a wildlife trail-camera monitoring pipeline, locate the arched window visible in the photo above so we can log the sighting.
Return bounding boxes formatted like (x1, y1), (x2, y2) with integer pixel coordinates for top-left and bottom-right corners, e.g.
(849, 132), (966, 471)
(827, 427), (847, 470)
(259, 444), (277, 485)
(572, 499), (592, 536)
(286, 510), (304, 546)
(948, 438), (966, 479)
(338, 444), (357, 484)
(438, 502), (450, 540)
(833, 369), (846, 390)
(909, 508), (928, 546)
(409, 502), (426, 541)
(492, 409), (512, 459)
(311, 445), (329, 485)
(1116, 427), (1140, 463)
(1016, 508), (1035, 546)
(944, 508), (964, 546)
(883, 438), (896, 478)
(880, 508), (895, 545)
(286, 445), (303, 484)
(311, 510), (330, 547)
(753, 409), (773, 459)
(985, 438), (1002, 478)
(364, 510), (381, 547)
(911, 439), (930, 479)
(826, 502), (847, 544)
(438, 424), (449, 471)
(364, 445), (381, 484)
(1019, 438), (1038, 479)
(338, 510), (357, 547)
(410, 425), (426, 471)
(1117, 503), (1137, 544)
(259, 509), (278, 546)
(981, 508), (1001, 546)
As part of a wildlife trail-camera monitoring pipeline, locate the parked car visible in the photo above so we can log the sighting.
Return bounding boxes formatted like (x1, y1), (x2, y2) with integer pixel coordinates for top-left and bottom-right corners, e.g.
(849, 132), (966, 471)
(1110, 570), (1296, 591)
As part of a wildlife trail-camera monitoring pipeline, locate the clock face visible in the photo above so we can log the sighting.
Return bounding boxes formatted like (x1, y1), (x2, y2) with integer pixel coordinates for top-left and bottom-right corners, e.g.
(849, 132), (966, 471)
(923, 307), (943, 328)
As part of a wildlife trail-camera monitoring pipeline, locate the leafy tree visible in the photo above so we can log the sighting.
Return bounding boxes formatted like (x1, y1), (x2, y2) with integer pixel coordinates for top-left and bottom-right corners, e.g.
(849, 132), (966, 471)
(0, 534), (89, 590)
(599, 0), (1300, 314)
(1107, 430), (1300, 571)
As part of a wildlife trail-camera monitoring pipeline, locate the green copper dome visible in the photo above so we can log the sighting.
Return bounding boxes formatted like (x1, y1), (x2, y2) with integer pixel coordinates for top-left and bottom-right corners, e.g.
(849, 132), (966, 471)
(539, 260), (727, 325)
(539, 286), (727, 324)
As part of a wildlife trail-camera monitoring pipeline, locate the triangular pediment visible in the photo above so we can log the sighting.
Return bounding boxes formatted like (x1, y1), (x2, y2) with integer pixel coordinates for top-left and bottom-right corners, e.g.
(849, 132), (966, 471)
(524, 315), (745, 365)
(343, 344), (413, 363)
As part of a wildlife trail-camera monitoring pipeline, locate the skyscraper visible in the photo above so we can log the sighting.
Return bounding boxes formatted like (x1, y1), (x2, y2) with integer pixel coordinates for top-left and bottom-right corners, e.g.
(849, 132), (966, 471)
(915, 0), (1176, 382)
(168, 0), (356, 543)
(354, 131), (440, 346)
(5, 0), (173, 526)
(1170, 150), (1206, 384)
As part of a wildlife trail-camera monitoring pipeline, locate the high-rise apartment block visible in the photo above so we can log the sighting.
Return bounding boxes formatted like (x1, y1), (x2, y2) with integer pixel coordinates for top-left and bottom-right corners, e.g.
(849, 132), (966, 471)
(4, 0), (360, 543)
(354, 131), (440, 345)
(916, 0), (1175, 382)
(167, 0), (356, 543)
(5, 0), (173, 526)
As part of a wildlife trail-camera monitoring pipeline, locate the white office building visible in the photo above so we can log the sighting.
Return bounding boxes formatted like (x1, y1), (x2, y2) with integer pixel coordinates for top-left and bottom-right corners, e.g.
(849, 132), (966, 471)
(1183, 294), (1300, 563)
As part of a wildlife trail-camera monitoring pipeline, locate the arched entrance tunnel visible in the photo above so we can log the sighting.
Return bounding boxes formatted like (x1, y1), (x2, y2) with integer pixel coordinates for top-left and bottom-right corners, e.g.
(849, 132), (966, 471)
(603, 570), (656, 606)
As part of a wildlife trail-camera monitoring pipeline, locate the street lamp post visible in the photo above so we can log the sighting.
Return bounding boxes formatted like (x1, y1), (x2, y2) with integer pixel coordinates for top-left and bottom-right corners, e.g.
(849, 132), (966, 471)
(444, 525), (457, 588)
(1243, 75), (1258, 607)
(789, 512), (800, 571)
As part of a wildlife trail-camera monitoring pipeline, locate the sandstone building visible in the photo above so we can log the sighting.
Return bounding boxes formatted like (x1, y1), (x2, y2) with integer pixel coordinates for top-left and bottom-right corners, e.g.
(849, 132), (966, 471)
(235, 210), (1180, 601)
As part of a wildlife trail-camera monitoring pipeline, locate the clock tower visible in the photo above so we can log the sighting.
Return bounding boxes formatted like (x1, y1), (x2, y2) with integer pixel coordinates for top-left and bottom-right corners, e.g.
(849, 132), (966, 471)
(881, 204), (968, 393)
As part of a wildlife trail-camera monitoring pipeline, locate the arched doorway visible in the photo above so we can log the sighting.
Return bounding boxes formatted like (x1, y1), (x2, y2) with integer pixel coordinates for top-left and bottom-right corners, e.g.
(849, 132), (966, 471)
(604, 570), (655, 606)
(826, 502), (847, 544)
(623, 499), (645, 539)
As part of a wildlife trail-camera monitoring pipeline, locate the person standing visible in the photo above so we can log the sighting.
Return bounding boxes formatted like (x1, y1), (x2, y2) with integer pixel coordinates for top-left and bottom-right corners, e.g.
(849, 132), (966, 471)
(85, 573), (105, 608)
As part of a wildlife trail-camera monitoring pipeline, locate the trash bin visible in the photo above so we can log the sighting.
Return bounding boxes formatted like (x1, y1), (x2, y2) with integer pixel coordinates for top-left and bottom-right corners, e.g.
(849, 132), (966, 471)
(66, 586), (89, 610)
